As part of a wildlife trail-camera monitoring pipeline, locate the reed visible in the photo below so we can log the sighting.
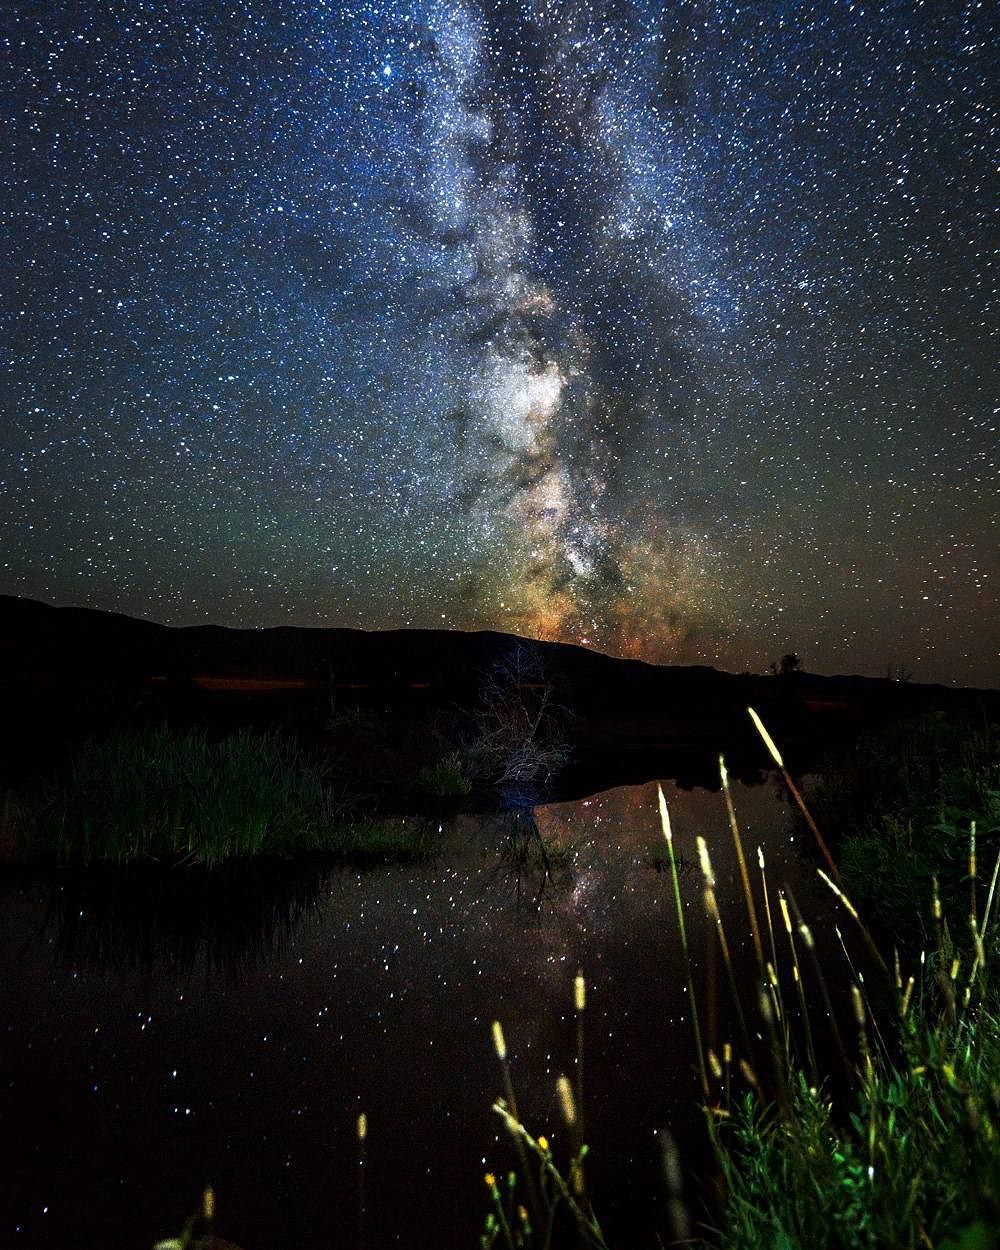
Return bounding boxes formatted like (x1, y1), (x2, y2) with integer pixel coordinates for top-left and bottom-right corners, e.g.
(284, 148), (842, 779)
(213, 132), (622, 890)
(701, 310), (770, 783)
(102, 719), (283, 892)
(656, 1129), (691, 1245)
(491, 1020), (542, 1227)
(657, 785), (709, 1097)
(779, 890), (818, 1084)
(21, 725), (433, 865)
(757, 846), (787, 1036)
(152, 1187), (223, 1250)
(574, 970), (586, 1143)
(719, 754), (764, 970)
(479, 869), (1000, 1250)
(747, 705), (840, 880)
(785, 884), (851, 1080)
(357, 1111), (368, 1250)
(818, 868), (892, 984)
(698, 834), (753, 1060)
(490, 1100), (608, 1250)
(705, 719), (1000, 1250)
(157, 716), (1000, 1250)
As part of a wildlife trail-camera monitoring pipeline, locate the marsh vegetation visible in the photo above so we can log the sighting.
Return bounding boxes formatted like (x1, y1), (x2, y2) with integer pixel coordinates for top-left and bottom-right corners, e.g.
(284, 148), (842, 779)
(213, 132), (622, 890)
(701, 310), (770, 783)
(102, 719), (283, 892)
(10, 724), (433, 865)
(2, 697), (996, 1249)
(477, 711), (1000, 1250)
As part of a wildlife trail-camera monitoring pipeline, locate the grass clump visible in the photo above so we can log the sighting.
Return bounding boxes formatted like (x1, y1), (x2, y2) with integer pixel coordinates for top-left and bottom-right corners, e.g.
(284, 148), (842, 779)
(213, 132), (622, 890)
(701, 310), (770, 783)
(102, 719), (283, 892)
(806, 713), (999, 944)
(417, 751), (473, 798)
(483, 996), (609, 1250)
(23, 725), (430, 866)
(711, 1013), (1000, 1250)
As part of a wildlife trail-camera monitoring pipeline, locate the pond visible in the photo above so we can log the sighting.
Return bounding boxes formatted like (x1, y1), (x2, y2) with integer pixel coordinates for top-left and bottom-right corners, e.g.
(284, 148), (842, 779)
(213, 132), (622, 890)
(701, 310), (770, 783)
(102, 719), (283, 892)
(0, 776), (834, 1249)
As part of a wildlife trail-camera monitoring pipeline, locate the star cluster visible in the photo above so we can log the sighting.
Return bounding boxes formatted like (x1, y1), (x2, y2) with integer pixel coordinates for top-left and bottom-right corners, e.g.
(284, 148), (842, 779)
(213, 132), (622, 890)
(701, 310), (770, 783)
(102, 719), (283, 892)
(1, 0), (996, 681)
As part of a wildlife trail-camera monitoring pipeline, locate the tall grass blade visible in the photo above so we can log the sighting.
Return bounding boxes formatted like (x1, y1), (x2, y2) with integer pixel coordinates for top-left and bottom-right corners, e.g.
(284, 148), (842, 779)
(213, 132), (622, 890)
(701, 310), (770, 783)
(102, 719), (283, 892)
(747, 706), (840, 880)
(574, 970), (586, 1142)
(698, 835), (753, 1060)
(785, 884), (851, 1081)
(657, 786), (709, 1097)
(357, 1111), (367, 1250)
(491, 1021), (541, 1224)
(719, 754), (764, 970)
(780, 890), (818, 1084)
(818, 868), (892, 983)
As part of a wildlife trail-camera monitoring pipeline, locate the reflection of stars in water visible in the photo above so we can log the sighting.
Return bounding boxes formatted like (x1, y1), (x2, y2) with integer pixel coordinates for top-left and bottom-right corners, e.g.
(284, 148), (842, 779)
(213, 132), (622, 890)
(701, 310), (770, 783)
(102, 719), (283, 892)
(569, 873), (595, 913)
(3, 780), (824, 1244)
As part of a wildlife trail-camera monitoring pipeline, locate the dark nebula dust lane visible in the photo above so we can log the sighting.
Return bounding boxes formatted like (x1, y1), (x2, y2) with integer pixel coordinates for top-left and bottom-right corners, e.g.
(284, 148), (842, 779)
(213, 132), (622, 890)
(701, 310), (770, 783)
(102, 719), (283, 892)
(1, 1), (996, 681)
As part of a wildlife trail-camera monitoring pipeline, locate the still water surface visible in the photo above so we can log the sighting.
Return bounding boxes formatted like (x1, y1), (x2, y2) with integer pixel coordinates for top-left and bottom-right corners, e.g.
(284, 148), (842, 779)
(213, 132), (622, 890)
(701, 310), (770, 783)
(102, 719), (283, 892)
(0, 777), (830, 1249)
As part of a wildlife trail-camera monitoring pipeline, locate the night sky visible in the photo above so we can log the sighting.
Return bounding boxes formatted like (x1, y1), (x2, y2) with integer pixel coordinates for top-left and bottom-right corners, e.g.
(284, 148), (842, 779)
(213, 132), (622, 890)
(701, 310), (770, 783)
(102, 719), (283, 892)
(2, 1), (996, 683)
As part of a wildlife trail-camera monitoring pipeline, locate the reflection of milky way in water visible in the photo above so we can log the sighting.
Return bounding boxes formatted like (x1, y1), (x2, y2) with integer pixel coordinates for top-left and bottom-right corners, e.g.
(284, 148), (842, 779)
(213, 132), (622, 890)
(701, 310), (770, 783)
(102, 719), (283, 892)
(0, 780), (834, 1249)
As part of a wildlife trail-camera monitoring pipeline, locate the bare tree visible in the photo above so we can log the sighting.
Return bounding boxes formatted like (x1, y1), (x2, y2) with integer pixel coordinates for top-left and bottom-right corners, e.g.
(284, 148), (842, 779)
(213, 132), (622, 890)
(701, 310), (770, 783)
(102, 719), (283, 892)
(469, 643), (572, 788)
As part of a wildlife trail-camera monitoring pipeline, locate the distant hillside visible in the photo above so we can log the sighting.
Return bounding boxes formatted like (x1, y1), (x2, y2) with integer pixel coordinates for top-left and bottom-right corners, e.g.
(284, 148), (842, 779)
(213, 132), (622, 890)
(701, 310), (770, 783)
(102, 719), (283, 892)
(2, 594), (995, 720)
(2, 593), (998, 800)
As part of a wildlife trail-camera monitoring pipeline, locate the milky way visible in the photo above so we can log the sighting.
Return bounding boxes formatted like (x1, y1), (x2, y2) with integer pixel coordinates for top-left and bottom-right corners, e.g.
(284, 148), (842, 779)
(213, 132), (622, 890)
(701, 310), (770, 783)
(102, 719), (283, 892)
(1, 1), (996, 681)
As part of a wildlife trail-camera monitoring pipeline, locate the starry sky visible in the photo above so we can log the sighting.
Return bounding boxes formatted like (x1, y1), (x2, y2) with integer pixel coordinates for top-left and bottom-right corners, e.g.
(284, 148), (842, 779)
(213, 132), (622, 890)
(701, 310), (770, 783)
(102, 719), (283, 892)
(1, 0), (996, 683)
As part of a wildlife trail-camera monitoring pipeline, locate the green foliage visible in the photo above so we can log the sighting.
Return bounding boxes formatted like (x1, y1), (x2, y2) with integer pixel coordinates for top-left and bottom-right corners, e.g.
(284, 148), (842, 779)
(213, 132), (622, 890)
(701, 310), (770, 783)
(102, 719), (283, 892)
(336, 814), (438, 859)
(481, 724), (1000, 1250)
(417, 750), (473, 798)
(709, 711), (1000, 1250)
(712, 1015), (1000, 1250)
(806, 713), (999, 944)
(22, 725), (432, 865)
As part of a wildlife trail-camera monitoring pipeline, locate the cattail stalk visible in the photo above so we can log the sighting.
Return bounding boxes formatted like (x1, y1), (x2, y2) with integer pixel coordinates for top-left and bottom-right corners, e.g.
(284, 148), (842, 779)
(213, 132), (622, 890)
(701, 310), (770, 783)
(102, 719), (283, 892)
(834, 927), (888, 1057)
(900, 975), (915, 1019)
(785, 885), (851, 1081)
(657, 1129), (691, 1245)
(492, 1102), (608, 1249)
(818, 869), (891, 982)
(758, 848), (786, 1035)
(556, 1073), (586, 1198)
(574, 970), (586, 1141)
(961, 844), (1000, 1018)
(357, 1111), (367, 1250)
(491, 1021), (541, 1223)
